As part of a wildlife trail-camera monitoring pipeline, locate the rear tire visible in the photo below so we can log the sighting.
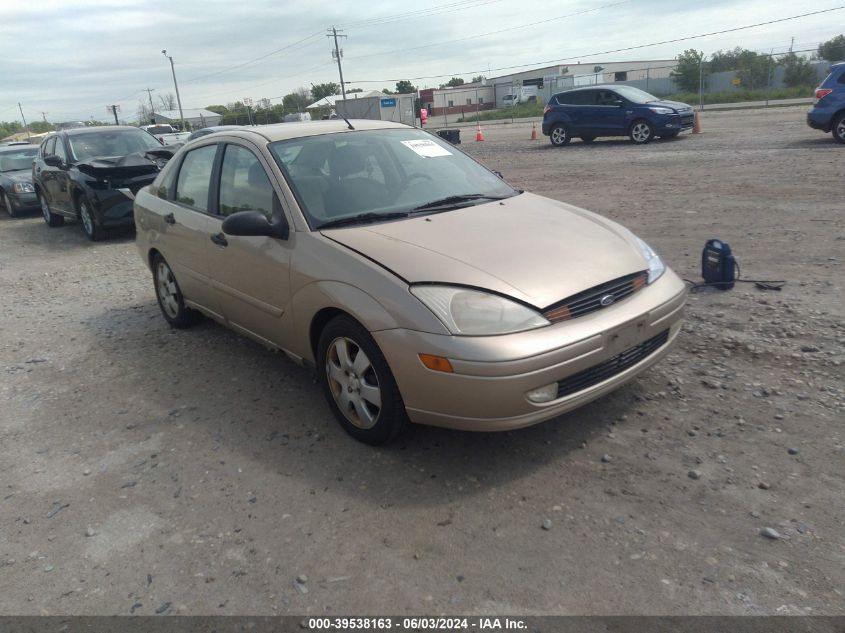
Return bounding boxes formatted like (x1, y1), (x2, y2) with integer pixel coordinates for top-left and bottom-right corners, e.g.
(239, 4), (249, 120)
(39, 192), (64, 227)
(629, 120), (654, 144)
(833, 112), (845, 144)
(152, 253), (200, 329)
(549, 124), (571, 147)
(317, 315), (408, 445)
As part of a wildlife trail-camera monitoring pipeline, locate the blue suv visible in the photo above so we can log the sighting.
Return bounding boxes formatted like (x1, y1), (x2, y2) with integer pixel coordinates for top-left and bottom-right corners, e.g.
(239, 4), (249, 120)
(807, 62), (845, 144)
(542, 85), (694, 146)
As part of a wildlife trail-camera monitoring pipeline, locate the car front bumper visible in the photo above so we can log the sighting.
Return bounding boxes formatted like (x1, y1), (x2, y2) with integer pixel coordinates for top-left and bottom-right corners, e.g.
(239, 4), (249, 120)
(7, 191), (39, 212)
(656, 112), (694, 133)
(374, 269), (687, 431)
(90, 187), (148, 227)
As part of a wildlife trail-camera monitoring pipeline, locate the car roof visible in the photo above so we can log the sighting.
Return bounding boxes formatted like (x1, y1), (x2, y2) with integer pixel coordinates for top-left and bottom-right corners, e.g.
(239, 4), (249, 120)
(63, 125), (142, 136)
(220, 119), (411, 143)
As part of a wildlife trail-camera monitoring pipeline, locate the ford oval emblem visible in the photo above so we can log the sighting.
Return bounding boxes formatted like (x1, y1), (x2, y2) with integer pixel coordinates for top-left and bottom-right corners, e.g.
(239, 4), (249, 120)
(599, 294), (616, 307)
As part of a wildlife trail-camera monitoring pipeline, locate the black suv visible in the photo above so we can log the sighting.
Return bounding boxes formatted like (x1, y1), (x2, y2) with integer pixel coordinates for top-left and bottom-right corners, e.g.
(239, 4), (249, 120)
(32, 126), (170, 240)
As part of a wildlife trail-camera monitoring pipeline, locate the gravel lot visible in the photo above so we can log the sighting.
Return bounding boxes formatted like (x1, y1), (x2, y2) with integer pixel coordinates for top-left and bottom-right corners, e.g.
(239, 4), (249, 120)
(1, 105), (842, 616)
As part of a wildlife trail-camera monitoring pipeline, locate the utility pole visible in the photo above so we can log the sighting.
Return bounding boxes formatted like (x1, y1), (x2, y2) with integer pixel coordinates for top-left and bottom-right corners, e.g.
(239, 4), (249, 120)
(789, 37), (794, 52)
(145, 88), (156, 123)
(328, 27), (347, 101)
(41, 112), (48, 124)
(108, 105), (119, 125)
(161, 50), (186, 131)
(18, 103), (30, 141)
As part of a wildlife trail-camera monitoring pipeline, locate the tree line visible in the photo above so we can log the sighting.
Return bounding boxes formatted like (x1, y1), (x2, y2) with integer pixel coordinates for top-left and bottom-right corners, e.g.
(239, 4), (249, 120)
(672, 34), (845, 93)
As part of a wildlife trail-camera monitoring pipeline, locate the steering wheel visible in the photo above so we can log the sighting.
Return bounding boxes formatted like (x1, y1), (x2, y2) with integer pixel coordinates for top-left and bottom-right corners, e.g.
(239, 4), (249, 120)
(407, 173), (433, 184)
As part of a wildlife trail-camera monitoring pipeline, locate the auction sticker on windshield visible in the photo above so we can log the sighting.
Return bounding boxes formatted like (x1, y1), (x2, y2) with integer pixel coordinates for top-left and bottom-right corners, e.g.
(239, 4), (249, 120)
(400, 139), (452, 157)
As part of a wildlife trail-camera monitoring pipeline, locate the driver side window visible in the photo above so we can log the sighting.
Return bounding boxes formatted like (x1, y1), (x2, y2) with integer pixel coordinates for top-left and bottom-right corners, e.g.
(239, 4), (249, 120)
(217, 144), (275, 218)
(54, 138), (68, 163)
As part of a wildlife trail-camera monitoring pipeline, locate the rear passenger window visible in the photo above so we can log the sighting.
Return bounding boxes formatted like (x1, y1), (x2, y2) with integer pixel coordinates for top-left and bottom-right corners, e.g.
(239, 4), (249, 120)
(557, 91), (591, 105)
(175, 145), (217, 211)
(218, 145), (274, 218)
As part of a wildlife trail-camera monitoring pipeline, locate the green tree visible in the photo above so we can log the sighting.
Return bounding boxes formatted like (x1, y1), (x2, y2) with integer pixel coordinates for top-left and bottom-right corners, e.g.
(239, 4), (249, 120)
(381, 88), (392, 95)
(734, 50), (775, 89)
(471, 75), (485, 83)
(205, 105), (228, 115)
(819, 34), (845, 61)
(395, 80), (416, 94)
(282, 88), (310, 113)
(444, 77), (464, 87)
(311, 82), (340, 100)
(781, 52), (819, 87)
(0, 121), (24, 139)
(29, 121), (55, 134)
(671, 49), (705, 92)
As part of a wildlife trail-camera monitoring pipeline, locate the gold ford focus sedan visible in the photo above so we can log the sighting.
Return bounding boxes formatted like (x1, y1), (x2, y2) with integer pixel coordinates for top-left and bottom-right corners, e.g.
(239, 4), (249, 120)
(135, 120), (686, 444)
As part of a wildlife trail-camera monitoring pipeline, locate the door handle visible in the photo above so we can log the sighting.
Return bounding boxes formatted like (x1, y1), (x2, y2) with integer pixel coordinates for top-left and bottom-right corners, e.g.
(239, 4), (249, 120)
(210, 232), (228, 247)
(163, 212), (176, 224)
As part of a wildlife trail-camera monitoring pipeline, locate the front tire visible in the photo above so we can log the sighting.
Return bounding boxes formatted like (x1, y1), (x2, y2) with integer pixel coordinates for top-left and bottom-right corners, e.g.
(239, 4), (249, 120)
(833, 112), (845, 144)
(39, 192), (64, 227)
(629, 120), (654, 144)
(152, 253), (199, 329)
(549, 124), (571, 147)
(318, 315), (408, 445)
(0, 190), (16, 217)
(78, 197), (103, 241)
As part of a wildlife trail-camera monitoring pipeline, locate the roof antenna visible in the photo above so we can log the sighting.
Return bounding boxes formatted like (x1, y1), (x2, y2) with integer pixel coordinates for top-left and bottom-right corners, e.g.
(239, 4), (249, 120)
(311, 83), (354, 130)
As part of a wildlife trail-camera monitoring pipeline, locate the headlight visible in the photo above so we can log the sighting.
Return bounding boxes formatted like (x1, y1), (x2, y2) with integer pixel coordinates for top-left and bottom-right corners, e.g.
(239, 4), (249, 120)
(410, 285), (550, 335)
(648, 107), (674, 115)
(636, 238), (666, 284)
(11, 182), (35, 193)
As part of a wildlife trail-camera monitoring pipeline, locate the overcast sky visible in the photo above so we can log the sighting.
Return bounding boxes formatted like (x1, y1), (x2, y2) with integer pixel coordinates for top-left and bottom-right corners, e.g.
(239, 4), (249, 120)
(1, 0), (841, 123)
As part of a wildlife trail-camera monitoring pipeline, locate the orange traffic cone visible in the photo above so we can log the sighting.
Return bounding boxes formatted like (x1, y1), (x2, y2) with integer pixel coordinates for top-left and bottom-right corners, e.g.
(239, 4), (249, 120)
(475, 123), (484, 142)
(530, 122), (538, 140)
(692, 111), (702, 134)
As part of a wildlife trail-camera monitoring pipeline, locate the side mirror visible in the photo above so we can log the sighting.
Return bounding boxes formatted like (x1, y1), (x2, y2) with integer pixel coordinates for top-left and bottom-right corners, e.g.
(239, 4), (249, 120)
(43, 155), (62, 167)
(222, 210), (289, 240)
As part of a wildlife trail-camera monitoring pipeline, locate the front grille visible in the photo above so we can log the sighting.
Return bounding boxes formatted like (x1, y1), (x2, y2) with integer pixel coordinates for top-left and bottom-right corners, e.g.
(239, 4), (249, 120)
(556, 329), (669, 399)
(543, 271), (648, 323)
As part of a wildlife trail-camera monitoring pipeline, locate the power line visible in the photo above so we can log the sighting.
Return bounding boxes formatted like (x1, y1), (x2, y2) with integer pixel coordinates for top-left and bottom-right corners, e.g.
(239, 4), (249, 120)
(346, 5), (845, 83)
(346, 0), (631, 61)
(180, 31), (325, 85)
(340, 0), (505, 29)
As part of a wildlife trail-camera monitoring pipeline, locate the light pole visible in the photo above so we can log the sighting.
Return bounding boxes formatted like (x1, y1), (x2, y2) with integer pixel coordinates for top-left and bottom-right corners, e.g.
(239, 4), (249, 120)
(161, 50), (186, 131)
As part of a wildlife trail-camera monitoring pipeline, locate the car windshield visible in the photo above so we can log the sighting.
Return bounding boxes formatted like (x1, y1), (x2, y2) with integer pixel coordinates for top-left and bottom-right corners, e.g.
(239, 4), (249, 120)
(268, 128), (517, 229)
(68, 130), (163, 161)
(612, 85), (660, 104)
(0, 147), (38, 172)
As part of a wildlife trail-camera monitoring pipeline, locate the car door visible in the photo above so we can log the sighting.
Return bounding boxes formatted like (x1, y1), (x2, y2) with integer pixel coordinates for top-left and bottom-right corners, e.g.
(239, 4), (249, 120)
(593, 89), (628, 134)
(162, 143), (222, 316)
(205, 142), (293, 348)
(563, 90), (598, 133)
(35, 136), (58, 204)
(50, 135), (73, 215)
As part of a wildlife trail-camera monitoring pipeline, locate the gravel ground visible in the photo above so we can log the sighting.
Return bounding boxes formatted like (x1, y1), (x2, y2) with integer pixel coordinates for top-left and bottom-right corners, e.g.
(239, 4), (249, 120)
(0, 106), (842, 616)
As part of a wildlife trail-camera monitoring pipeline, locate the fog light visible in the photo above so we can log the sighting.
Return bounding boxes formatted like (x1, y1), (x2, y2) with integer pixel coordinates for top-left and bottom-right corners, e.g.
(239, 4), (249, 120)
(526, 382), (558, 403)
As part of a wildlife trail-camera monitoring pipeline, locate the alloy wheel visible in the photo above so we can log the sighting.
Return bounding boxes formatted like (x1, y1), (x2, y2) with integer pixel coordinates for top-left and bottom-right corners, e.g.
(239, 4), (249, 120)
(80, 202), (94, 236)
(836, 117), (845, 142)
(551, 126), (568, 145)
(156, 261), (181, 319)
(631, 122), (652, 143)
(41, 195), (50, 223)
(325, 336), (382, 430)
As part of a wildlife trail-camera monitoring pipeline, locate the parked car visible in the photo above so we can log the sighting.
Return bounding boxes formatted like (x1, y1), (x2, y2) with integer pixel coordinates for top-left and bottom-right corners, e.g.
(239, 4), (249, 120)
(141, 124), (177, 136)
(32, 126), (173, 240)
(543, 85), (695, 146)
(134, 120), (686, 444)
(185, 125), (245, 142)
(0, 144), (39, 216)
(807, 61), (845, 143)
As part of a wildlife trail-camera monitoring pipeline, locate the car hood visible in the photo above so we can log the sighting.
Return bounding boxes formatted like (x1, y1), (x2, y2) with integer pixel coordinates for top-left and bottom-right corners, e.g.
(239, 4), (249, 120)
(2, 169), (33, 183)
(321, 192), (649, 309)
(74, 147), (177, 180)
(648, 99), (693, 112)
